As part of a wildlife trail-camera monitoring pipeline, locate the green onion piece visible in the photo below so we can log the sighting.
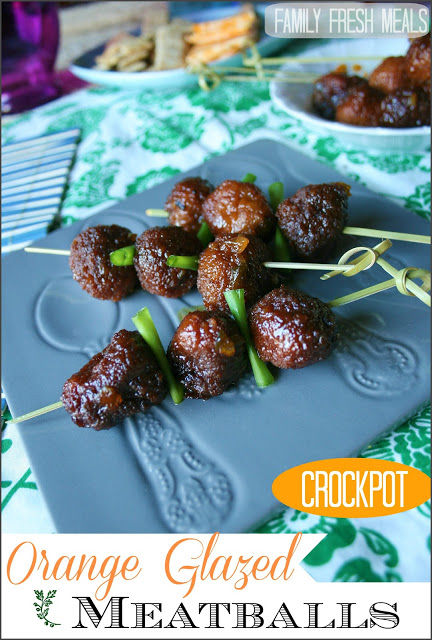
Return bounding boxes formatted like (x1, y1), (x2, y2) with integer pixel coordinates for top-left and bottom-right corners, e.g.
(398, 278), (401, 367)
(110, 245), (136, 266)
(268, 183), (291, 264)
(224, 289), (274, 388)
(242, 173), (257, 184)
(274, 227), (292, 263)
(268, 181), (284, 210)
(132, 307), (184, 405)
(166, 255), (199, 270)
(197, 221), (214, 247)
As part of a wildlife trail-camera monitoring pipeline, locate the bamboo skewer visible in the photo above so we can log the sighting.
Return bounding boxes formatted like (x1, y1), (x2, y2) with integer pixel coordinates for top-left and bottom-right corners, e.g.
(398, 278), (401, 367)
(322, 241), (431, 307)
(7, 401), (63, 424)
(8, 250), (430, 425)
(343, 227), (431, 245)
(146, 208), (169, 217)
(243, 52), (384, 67)
(190, 63), (318, 90)
(376, 260), (431, 306)
(143, 210), (432, 246)
(322, 239), (392, 280)
(189, 40), (387, 89)
(328, 268), (431, 308)
(24, 247), (70, 256)
(242, 43), (383, 67)
(264, 262), (350, 271)
(328, 278), (398, 308)
(248, 55), (384, 65)
(24, 227), (430, 262)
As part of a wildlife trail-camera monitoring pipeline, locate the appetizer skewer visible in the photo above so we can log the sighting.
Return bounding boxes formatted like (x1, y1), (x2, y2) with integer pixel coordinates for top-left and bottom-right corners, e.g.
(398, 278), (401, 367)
(8, 280), (337, 428)
(22, 176), (431, 316)
(147, 178), (431, 246)
(8, 248), (430, 431)
(8, 168), (431, 433)
(22, 179), (430, 312)
(193, 36), (431, 129)
(140, 218), (431, 245)
(312, 35), (430, 127)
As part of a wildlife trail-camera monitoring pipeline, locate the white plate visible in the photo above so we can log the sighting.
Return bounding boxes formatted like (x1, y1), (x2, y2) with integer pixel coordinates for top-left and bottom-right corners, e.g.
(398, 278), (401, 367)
(270, 38), (430, 151)
(70, 4), (286, 91)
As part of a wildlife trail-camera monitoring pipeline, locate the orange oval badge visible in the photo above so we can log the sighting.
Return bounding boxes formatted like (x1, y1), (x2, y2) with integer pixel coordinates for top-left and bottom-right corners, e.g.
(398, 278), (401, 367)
(272, 458), (430, 518)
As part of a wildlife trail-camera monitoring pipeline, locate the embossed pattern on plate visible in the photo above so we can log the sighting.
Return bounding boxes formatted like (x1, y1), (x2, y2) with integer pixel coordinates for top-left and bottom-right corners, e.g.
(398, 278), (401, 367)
(125, 407), (233, 533)
(2, 140), (430, 533)
(35, 276), (121, 358)
(334, 320), (418, 397)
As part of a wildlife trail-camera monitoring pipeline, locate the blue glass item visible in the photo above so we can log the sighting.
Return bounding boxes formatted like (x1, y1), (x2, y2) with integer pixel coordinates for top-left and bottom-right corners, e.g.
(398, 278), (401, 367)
(2, 2), (60, 115)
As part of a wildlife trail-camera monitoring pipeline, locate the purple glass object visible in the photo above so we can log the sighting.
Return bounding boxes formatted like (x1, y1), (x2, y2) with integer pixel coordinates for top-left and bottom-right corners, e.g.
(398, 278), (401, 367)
(2, 2), (60, 114)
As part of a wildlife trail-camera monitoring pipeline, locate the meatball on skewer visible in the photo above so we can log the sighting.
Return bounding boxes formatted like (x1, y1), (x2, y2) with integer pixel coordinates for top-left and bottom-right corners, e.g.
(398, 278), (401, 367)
(197, 234), (276, 312)
(369, 35), (431, 94)
(312, 36), (431, 128)
(313, 71), (430, 127)
(9, 308), (183, 429)
(274, 182), (429, 256)
(249, 286), (338, 369)
(167, 310), (247, 399)
(336, 85), (430, 128)
(61, 329), (167, 430)
(276, 182), (351, 262)
(69, 225), (139, 301)
(134, 226), (202, 298)
(312, 72), (370, 121)
(202, 179), (276, 240)
(165, 177), (214, 235)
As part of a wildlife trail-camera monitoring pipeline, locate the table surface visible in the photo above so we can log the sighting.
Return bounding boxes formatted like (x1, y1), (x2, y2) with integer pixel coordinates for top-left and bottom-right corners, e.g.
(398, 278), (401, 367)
(1, 37), (430, 583)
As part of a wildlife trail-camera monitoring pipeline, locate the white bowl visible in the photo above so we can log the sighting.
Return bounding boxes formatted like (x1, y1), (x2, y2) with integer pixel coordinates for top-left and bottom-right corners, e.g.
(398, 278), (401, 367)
(270, 38), (430, 152)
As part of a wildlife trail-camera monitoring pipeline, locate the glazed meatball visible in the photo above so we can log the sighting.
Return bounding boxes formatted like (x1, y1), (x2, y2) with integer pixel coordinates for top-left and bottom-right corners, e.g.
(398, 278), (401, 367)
(405, 35), (431, 91)
(380, 88), (431, 127)
(369, 38), (431, 94)
(202, 180), (276, 240)
(335, 84), (383, 126)
(313, 54), (431, 128)
(165, 177), (214, 235)
(312, 72), (369, 120)
(336, 86), (430, 127)
(276, 182), (350, 262)
(197, 234), (275, 313)
(134, 226), (202, 298)
(61, 330), (167, 430)
(249, 286), (338, 369)
(369, 56), (410, 94)
(69, 225), (138, 301)
(167, 311), (247, 399)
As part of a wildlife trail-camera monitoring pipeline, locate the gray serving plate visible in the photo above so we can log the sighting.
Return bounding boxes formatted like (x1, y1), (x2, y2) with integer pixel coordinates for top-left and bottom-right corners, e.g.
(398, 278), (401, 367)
(2, 140), (430, 533)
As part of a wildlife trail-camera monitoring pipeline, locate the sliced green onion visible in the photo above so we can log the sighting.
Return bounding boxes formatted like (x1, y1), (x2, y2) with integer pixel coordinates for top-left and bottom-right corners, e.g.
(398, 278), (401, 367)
(197, 221), (214, 247)
(110, 245), (136, 266)
(166, 255), (199, 270)
(274, 227), (292, 263)
(268, 182), (291, 264)
(242, 173), (257, 184)
(268, 181), (284, 211)
(132, 307), (184, 405)
(224, 289), (274, 388)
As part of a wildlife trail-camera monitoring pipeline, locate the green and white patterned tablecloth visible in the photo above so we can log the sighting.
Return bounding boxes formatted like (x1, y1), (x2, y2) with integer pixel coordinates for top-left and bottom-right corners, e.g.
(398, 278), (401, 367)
(1, 65), (430, 582)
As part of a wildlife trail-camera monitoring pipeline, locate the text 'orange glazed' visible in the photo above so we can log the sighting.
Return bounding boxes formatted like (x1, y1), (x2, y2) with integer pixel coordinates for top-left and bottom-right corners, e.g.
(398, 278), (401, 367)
(272, 458), (430, 518)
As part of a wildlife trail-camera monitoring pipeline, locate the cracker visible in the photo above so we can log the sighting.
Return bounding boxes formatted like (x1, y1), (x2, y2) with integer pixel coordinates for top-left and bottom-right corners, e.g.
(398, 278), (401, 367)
(186, 4), (257, 46)
(186, 32), (257, 66)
